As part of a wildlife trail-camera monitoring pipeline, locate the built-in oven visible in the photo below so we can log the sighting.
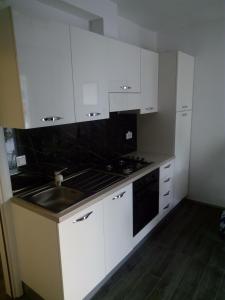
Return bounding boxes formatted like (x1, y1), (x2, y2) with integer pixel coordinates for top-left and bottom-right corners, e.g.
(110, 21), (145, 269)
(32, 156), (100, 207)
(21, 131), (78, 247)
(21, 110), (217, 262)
(133, 168), (159, 236)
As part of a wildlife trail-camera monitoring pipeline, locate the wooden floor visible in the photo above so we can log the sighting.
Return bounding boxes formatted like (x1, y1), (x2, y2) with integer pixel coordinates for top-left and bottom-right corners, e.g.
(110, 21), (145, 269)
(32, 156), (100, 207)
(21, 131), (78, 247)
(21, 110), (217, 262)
(92, 200), (225, 300)
(0, 200), (224, 300)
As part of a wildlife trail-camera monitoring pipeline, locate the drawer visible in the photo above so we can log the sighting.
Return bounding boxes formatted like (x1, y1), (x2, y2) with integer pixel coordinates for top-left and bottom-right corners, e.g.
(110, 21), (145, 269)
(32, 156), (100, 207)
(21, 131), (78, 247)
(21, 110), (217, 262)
(160, 174), (173, 193)
(160, 189), (173, 213)
(160, 160), (174, 181)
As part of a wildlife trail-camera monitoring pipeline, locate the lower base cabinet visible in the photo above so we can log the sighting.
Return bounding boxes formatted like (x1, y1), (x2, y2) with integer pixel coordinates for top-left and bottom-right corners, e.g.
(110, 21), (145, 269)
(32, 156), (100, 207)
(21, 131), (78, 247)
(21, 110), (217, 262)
(12, 166), (175, 300)
(103, 185), (133, 274)
(159, 161), (174, 217)
(12, 183), (133, 300)
(58, 201), (105, 300)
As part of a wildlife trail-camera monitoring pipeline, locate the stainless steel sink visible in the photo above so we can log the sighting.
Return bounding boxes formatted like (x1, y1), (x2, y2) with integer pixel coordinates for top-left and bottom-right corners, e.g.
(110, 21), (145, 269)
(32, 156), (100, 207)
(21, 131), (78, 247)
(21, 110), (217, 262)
(27, 186), (85, 213)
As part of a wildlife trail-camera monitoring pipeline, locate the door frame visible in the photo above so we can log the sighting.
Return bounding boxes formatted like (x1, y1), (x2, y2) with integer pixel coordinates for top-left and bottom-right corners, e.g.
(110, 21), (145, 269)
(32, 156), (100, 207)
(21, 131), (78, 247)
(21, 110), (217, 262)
(0, 127), (23, 298)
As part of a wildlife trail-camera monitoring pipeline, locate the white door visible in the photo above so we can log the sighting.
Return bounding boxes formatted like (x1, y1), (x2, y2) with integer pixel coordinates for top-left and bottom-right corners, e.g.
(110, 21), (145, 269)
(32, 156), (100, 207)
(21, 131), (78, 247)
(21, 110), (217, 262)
(103, 185), (133, 274)
(58, 202), (105, 300)
(12, 10), (75, 128)
(174, 111), (192, 205)
(176, 52), (194, 112)
(107, 38), (141, 93)
(70, 27), (109, 122)
(140, 49), (159, 114)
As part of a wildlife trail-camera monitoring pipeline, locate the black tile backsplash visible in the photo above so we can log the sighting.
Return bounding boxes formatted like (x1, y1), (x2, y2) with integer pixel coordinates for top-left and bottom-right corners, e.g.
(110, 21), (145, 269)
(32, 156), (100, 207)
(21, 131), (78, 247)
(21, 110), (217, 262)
(5, 113), (137, 177)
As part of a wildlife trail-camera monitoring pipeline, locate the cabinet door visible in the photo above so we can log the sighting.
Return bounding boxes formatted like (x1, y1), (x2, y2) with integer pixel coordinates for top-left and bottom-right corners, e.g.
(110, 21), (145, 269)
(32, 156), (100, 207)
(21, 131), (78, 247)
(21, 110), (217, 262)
(176, 52), (194, 112)
(174, 111), (192, 205)
(107, 38), (141, 93)
(140, 49), (159, 114)
(70, 27), (109, 122)
(103, 184), (133, 274)
(109, 93), (141, 112)
(12, 10), (75, 128)
(58, 202), (105, 300)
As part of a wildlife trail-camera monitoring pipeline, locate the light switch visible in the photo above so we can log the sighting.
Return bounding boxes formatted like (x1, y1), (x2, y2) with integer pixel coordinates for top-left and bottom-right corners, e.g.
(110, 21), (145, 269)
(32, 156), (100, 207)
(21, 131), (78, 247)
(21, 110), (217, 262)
(16, 155), (27, 167)
(126, 131), (133, 140)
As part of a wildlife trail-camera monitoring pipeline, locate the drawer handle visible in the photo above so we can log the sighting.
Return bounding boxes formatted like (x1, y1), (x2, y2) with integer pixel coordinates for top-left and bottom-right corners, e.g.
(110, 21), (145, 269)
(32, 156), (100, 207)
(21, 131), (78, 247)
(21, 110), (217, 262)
(112, 191), (126, 200)
(182, 113), (188, 116)
(164, 178), (170, 183)
(73, 211), (93, 223)
(163, 191), (170, 197)
(145, 107), (154, 111)
(163, 204), (170, 210)
(41, 116), (63, 122)
(86, 112), (101, 117)
(164, 164), (171, 169)
(182, 105), (188, 108)
(120, 85), (131, 91)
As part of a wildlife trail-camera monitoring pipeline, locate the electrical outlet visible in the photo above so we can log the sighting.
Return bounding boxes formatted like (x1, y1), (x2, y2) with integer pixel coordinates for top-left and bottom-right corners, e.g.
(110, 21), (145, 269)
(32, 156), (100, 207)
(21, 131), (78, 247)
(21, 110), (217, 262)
(126, 131), (133, 140)
(16, 155), (26, 167)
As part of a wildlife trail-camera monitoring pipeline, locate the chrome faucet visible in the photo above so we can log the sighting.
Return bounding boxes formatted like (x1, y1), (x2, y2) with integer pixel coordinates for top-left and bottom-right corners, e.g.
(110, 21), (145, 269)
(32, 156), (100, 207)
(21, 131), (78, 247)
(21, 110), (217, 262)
(54, 168), (68, 187)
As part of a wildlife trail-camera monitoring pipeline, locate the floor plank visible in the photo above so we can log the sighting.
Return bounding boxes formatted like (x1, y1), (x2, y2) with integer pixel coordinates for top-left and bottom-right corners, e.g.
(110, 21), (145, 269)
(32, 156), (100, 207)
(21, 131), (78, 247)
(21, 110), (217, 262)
(192, 265), (224, 300)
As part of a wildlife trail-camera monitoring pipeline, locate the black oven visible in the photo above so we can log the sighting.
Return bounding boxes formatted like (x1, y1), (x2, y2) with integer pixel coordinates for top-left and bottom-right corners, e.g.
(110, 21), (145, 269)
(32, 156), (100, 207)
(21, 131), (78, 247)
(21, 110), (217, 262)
(133, 168), (159, 236)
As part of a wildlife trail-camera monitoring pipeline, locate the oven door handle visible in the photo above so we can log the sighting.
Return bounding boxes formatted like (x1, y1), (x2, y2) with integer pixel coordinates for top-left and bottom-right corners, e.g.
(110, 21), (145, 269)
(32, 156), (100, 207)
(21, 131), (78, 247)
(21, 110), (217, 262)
(112, 191), (126, 200)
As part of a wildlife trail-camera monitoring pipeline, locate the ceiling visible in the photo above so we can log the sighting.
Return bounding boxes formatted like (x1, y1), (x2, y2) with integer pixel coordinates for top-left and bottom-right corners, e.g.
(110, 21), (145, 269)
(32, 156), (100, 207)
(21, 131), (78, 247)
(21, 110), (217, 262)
(111, 0), (225, 33)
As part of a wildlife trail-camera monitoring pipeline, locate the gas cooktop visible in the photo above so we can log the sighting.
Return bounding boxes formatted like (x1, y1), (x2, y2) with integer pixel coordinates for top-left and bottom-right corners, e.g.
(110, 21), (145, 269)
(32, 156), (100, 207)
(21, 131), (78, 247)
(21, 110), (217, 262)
(98, 156), (152, 176)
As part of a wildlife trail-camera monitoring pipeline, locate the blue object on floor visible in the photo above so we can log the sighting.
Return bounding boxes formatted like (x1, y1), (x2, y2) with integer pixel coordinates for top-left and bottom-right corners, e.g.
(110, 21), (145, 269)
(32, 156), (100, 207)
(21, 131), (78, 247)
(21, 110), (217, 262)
(219, 210), (225, 237)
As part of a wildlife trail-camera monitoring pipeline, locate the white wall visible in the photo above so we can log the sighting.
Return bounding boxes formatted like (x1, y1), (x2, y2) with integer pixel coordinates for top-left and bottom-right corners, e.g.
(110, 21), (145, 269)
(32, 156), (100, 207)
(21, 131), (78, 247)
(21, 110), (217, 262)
(117, 16), (157, 51)
(61, 0), (119, 38)
(6, 0), (157, 48)
(158, 20), (225, 207)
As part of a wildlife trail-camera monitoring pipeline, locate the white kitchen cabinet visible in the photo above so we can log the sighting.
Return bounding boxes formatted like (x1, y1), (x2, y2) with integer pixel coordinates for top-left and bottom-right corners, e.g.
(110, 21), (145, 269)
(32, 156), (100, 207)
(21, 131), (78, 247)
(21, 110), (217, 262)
(176, 52), (194, 112)
(107, 38), (141, 93)
(159, 161), (174, 217)
(109, 93), (141, 112)
(138, 51), (194, 205)
(59, 201), (105, 300)
(0, 8), (75, 129)
(70, 27), (109, 122)
(12, 201), (105, 300)
(103, 184), (133, 274)
(174, 111), (192, 206)
(140, 49), (159, 114)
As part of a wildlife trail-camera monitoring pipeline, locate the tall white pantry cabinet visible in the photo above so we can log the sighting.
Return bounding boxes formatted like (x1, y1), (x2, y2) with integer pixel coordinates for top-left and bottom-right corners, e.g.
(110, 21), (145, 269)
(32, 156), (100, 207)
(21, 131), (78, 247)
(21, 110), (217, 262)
(138, 51), (194, 206)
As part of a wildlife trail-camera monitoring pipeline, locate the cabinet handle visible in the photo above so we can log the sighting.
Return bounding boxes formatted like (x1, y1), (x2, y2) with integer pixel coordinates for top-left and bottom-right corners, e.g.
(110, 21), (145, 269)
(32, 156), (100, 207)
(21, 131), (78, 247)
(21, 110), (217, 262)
(112, 191), (126, 200)
(164, 164), (171, 169)
(73, 211), (93, 223)
(182, 113), (188, 116)
(120, 85), (132, 91)
(163, 191), (170, 197)
(145, 107), (154, 111)
(41, 116), (63, 122)
(163, 204), (170, 210)
(86, 112), (101, 117)
(182, 105), (188, 108)
(164, 178), (170, 183)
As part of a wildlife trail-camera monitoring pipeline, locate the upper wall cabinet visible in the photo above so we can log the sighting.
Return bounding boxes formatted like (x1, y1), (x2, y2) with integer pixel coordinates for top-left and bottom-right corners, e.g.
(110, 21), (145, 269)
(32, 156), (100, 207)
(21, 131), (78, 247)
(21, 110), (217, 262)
(70, 27), (109, 122)
(107, 38), (141, 93)
(0, 8), (75, 129)
(176, 52), (194, 112)
(140, 49), (159, 114)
